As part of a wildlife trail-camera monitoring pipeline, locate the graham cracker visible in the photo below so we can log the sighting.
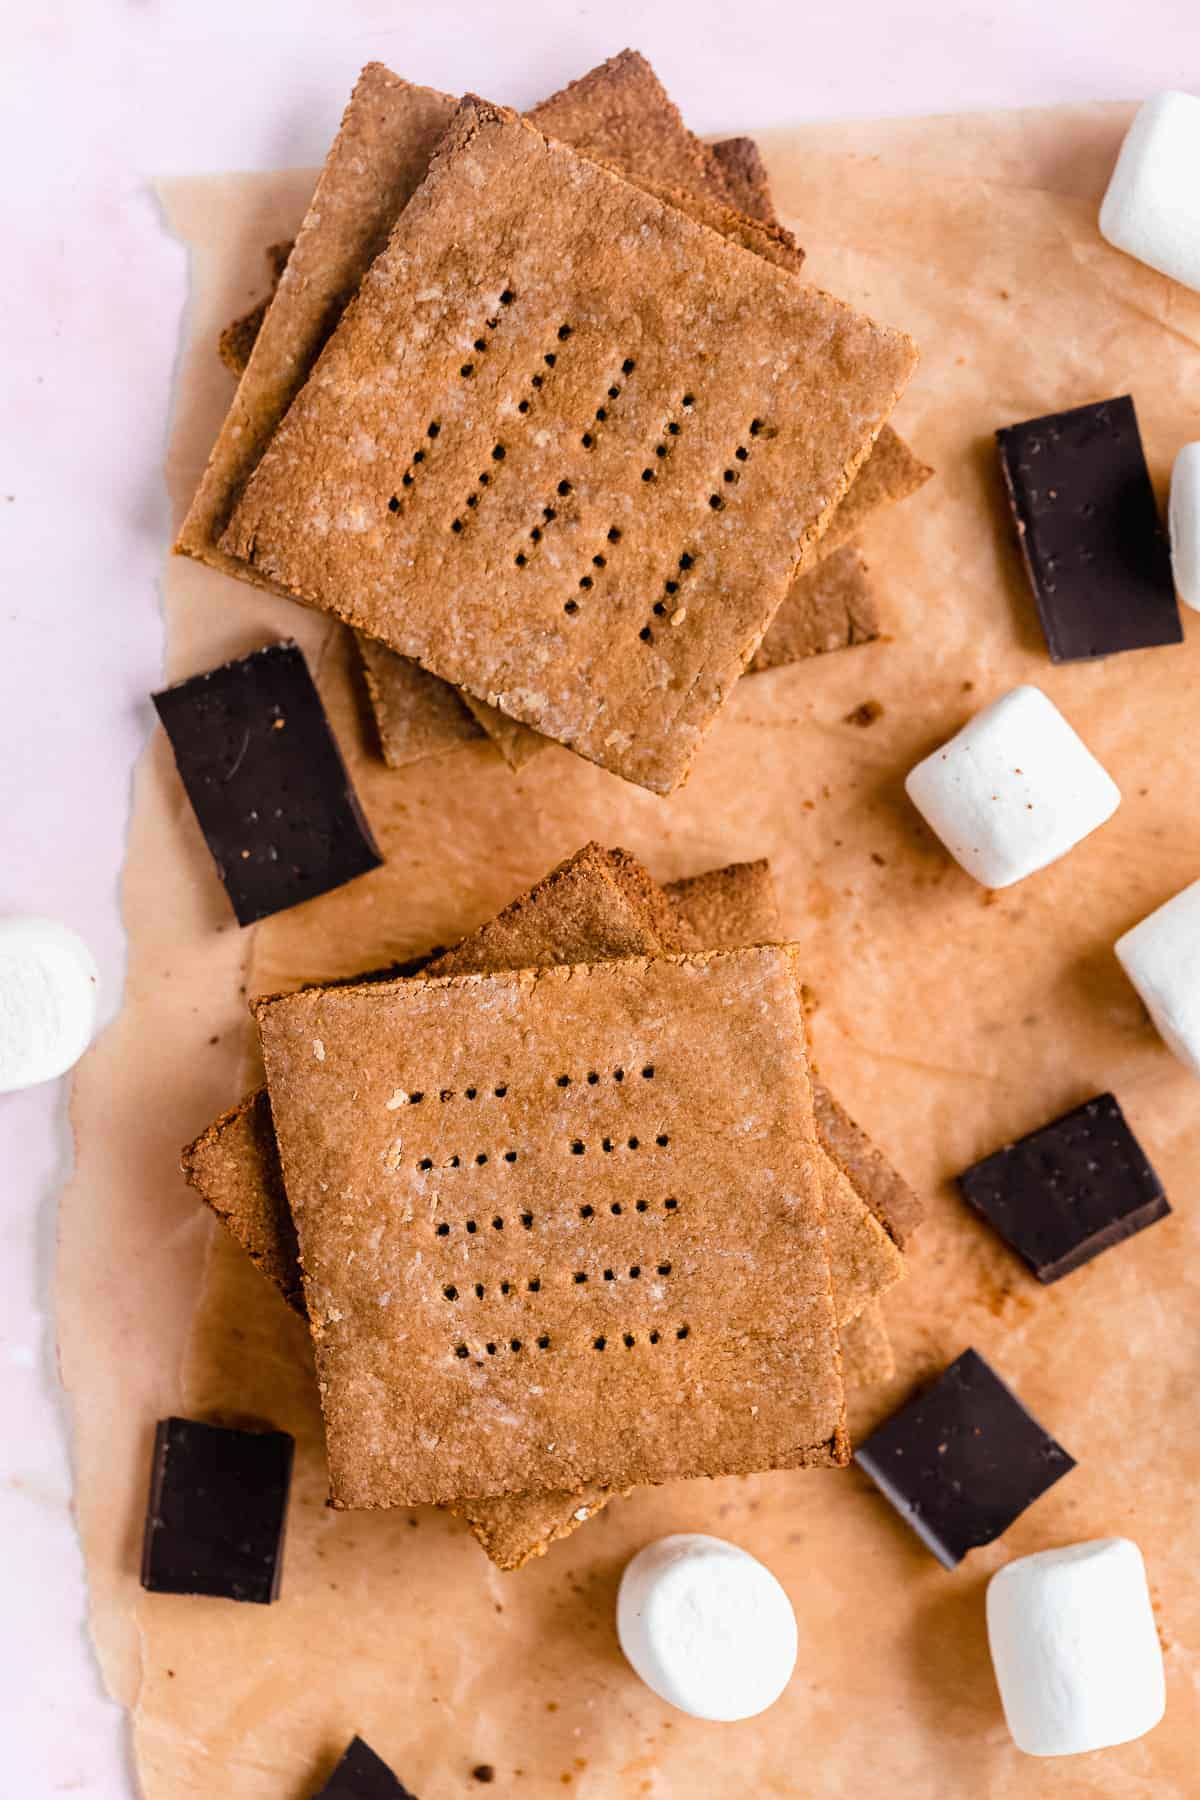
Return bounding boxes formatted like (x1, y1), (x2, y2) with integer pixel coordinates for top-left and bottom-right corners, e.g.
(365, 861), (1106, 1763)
(664, 858), (781, 948)
(221, 100), (916, 793)
(177, 64), (454, 580)
(431, 65), (809, 776)
(184, 55), (806, 778)
(455, 695), (549, 773)
(181, 1089), (303, 1315)
(812, 422), (932, 563)
(356, 635), (484, 766)
(183, 848), (902, 1563)
(425, 842), (688, 976)
(217, 239), (293, 378)
(750, 544), (880, 670)
(254, 946), (849, 1506)
(185, 847), (903, 1350)
(530, 49), (734, 206)
(619, 175), (803, 275)
(711, 137), (778, 225)
(666, 857), (922, 1250)
(838, 1300), (895, 1387)
(197, 62), (918, 775)
(812, 1084), (924, 1250)
(177, 63), (481, 773)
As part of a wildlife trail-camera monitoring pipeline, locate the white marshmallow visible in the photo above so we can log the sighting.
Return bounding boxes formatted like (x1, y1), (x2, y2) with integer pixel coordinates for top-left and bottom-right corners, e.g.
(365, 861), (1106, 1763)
(904, 686), (1120, 889)
(616, 1533), (797, 1721)
(1168, 441), (1200, 610)
(1099, 92), (1200, 292)
(0, 917), (99, 1093)
(1116, 877), (1200, 1076)
(987, 1538), (1165, 1757)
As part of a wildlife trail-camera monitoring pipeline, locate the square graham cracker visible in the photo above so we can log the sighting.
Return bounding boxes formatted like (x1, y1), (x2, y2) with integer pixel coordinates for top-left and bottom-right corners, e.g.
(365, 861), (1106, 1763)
(182, 55), (800, 776)
(532, 49), (734, 207)
(710, 137), (778, 225)
(253, 947), (850, 1506)
(185, 851), (904, 1342)
(221, 99), (917, 794)
(838, 1302), (895, 1386)
(190, 846), (900, 1345)
(185, 850), (904, 1562)
(813, 423), (932, 563)
(664, 857), (782, 948)
(200, 61), (916, 769)
(357, 636), (485, 765)
(750, 544), (879, 670)
(667, 859), (923, 1249)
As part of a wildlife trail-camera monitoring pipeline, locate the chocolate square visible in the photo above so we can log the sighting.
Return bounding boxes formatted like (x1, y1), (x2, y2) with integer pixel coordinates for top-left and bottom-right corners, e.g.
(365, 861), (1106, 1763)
(140, 1416), (294, 1603)
(313, 1736), (418, 1799)
(996, 394), (1181, 661)
(854, 1349), (1075, 1568)
(958, 1092), (1170, 1283)
(152, 640), (382, 926)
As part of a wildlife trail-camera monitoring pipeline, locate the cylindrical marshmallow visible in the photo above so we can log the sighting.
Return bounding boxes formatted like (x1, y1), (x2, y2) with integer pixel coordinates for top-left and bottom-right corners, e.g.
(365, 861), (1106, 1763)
(1168, 441), (1200, 611)
(986, 1538), (1165, 1757)
(904, 685), (1120, 889)
(1099, 92), (1200, 293)
(0, 917), (99, 1093)
(616, 1533), (797, 1721)
(1115, 877), (1200, 1076)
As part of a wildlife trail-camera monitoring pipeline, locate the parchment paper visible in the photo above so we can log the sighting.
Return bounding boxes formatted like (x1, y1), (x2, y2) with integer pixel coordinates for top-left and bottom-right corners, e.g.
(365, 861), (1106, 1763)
(60, 102), (1200, 1797)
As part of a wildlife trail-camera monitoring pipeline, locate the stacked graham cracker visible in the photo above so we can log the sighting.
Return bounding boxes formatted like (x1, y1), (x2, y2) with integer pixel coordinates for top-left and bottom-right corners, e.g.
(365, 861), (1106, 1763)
(178, 52), (927, 793)
(184, 846), (921, 1570)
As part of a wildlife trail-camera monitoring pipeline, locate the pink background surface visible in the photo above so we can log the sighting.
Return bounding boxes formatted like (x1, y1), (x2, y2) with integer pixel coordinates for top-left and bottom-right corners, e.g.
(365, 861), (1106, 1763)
(3, 2), (1198, 1793)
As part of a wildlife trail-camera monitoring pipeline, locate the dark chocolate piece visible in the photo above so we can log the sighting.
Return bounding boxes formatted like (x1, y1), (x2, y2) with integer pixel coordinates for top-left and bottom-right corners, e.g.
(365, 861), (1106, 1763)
(140, 1416), (294, 1603)
(152, 640), (382, 926)
(996, 394), (1181, 661)
(958, 1092), (1170, 1283)
(854, 1349), (1075, 1568)
(313, 1736), (419, 1799)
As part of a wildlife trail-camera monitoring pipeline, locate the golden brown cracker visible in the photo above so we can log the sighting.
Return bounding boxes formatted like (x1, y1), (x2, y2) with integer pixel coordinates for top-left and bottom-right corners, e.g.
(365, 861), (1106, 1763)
(665, 858), (922, 1249)
(812, 422), (933, 563)
(838, 1300), (895, 1387)
(181, 1090), (303, 1315)
(456, 695), (549, 772)
(750, 544), (880, 670)
(531, 48), (734, 205)
(255, 947), (849, 1506)
(217, 239), (293, 377)
(222, 100), (916, 794)
(711, 136), (777, 225)
(184, 847), (902, 1561)
(192, 57), (803, 775)
(356, 634), (485, 767)
(665, 858), (782, 947)
(177, 65), (455, 575)
(812, 1083), (924, 1250)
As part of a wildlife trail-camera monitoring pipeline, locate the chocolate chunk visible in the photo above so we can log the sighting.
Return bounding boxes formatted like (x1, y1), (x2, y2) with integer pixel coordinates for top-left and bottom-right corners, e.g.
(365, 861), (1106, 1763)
(996, 394), (1181, 661)
(958, 1092), (1170, 1283)
(152, 640), (382, 926)
(854, 1349), (1075, 1568)
(313, 1736), (419, 1799)
(140, 1416), (294, 1603)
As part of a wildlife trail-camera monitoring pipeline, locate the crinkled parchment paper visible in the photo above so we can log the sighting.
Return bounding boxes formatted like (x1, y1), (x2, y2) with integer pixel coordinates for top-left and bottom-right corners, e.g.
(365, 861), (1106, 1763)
(59, 103), (1199, 1796)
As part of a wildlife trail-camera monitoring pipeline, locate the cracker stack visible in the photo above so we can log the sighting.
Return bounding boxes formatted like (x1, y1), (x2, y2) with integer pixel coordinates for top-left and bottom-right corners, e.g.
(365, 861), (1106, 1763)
(184, 847), (921, 1569)
(178, 52), (927, 793)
